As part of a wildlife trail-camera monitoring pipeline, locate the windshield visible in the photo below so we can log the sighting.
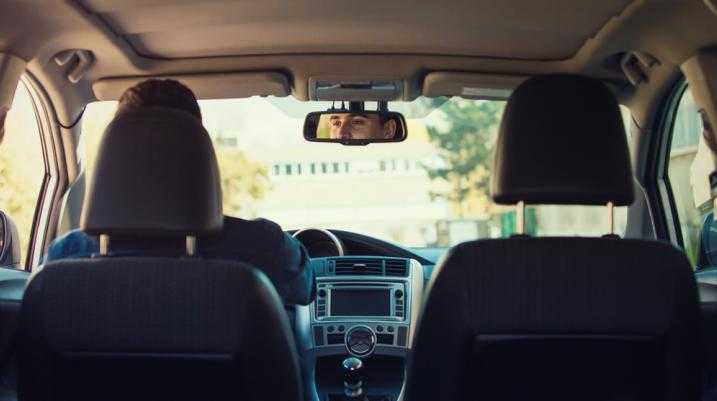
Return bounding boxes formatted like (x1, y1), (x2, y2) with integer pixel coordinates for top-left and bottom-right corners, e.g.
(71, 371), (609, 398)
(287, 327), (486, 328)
(81, 96), (629, 249)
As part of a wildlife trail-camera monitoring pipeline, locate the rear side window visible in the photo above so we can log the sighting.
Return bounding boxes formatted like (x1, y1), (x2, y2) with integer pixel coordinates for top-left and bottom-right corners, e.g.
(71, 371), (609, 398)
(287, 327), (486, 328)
(0, 80), (45, 267)
(666, 86), (709, 268)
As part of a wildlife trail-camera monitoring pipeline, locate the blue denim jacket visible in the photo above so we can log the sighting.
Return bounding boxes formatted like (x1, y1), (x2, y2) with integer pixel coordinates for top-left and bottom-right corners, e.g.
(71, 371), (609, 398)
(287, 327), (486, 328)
(44, 216), (315, 305)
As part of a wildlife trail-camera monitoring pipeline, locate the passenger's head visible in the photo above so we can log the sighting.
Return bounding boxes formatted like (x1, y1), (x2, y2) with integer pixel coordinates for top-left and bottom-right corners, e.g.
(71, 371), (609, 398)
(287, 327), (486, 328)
(116, 79), (201, 121)
(328, 112), (397, 140)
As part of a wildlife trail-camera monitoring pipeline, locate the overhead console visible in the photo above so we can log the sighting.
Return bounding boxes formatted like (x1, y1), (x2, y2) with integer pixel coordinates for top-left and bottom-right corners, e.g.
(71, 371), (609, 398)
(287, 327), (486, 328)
(309, 256), (423, 359)
(307, 76), (408, 101)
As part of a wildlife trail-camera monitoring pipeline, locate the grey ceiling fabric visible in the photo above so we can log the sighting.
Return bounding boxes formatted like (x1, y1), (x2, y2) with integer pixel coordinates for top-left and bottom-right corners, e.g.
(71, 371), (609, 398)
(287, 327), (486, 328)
(78, 0), (630, 60)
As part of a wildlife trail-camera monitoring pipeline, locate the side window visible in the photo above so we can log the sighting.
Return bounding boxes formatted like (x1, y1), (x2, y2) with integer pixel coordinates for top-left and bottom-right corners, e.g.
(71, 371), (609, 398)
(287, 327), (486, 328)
(0, 80), (45, 267)
(667, 85), (708, 268)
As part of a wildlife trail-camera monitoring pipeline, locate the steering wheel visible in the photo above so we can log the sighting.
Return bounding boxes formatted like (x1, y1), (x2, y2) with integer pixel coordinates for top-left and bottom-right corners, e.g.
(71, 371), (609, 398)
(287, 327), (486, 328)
(292, 228), (345, 258)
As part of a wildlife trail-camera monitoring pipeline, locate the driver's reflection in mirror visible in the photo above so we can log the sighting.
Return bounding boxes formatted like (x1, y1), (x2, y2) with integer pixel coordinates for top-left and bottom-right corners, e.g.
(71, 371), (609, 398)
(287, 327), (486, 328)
(324, 113), (397, 140)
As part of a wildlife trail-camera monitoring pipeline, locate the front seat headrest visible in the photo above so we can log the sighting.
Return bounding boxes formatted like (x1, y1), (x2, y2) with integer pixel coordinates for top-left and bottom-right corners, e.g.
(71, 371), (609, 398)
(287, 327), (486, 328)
(491, 74), (634, 206)
(81, 106), (223, 237)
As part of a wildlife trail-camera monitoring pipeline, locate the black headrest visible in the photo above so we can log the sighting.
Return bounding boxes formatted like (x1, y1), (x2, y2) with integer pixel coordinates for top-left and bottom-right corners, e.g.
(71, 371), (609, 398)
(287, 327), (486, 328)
(491, 74), (634, 206)
(81, 107), (223, 237)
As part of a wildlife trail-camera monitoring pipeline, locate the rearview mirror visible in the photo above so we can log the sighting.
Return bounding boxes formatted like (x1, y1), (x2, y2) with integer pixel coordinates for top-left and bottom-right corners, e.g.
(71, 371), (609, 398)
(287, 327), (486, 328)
(304, 110), (407, 145)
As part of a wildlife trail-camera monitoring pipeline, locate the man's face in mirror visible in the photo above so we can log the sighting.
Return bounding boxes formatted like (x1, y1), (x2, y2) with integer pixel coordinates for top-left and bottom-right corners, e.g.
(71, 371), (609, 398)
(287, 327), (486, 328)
(327, 113), (397, 140)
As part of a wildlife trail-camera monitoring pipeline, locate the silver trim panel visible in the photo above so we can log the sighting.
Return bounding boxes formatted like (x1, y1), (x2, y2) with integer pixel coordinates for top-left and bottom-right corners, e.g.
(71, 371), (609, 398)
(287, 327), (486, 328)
(309, 258), (423, 357)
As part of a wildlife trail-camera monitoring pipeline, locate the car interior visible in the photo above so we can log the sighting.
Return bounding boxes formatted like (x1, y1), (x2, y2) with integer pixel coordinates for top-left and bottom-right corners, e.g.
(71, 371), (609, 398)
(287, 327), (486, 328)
(1, 1), (717, 400)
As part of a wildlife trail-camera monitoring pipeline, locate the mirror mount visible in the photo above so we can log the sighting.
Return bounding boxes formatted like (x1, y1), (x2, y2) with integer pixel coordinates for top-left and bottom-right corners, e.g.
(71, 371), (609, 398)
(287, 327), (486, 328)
(326, 101), (384, 113)
(328, 101), (347, 112)
(349, 101), (364, 112)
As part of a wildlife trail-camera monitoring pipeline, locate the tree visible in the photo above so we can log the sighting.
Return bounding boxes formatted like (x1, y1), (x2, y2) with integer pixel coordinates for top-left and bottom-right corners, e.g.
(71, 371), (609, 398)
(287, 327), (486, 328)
(0, 151), (41, 263)
(423, 99), (505, 218)
(214, 147), (270, 218)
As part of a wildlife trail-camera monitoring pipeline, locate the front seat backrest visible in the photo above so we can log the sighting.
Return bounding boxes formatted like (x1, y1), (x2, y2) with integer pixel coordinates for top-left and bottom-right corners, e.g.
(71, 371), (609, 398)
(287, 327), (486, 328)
(405, 74), (701, 401)
(18, 107), (303, 401)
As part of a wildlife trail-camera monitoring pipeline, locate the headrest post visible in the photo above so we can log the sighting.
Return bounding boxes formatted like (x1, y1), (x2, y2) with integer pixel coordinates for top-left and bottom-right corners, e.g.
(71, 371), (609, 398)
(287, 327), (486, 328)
(516, 201), (525, 235)
(99, 234), (110, 256)
(186, 235), (197, 256)
(607, 201), (615, 235)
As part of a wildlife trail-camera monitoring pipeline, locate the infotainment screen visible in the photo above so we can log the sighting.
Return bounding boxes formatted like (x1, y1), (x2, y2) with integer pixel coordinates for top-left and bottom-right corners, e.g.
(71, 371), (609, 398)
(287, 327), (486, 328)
(331, 289), (391, 317)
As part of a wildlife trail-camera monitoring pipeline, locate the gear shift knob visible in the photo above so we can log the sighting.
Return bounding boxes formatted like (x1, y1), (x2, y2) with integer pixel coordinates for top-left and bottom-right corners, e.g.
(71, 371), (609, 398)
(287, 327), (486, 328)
(343, 357), (362, 369)
(342, 356), (363, 383)
(342, 357), (364, 398)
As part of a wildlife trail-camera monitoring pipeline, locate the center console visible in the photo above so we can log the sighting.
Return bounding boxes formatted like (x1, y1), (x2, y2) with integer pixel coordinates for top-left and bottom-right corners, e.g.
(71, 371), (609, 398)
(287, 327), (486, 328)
(306, 256), (424, 401)
(311, 257), (423, 358)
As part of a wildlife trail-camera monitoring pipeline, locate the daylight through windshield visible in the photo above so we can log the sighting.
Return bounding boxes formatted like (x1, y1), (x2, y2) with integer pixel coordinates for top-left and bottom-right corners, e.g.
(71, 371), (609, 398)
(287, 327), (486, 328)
(81, 96), (628, 249)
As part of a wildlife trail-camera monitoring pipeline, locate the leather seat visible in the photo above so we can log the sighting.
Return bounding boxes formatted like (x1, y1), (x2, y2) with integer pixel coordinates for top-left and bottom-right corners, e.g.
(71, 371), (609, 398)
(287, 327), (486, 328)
(17, 107), (303, 401)
(405, 75), (701, 401)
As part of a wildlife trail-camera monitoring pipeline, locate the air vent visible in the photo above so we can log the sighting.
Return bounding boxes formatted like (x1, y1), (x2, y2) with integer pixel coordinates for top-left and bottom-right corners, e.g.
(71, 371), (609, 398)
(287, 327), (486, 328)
(385, 259), (409, 277)
(335, 259), (383, 275)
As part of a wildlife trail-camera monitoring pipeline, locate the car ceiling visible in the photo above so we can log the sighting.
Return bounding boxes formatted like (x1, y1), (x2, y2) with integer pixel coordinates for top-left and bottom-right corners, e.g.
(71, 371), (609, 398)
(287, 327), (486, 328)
(78, 0), (629, 60)
(0, 1), (716, 108)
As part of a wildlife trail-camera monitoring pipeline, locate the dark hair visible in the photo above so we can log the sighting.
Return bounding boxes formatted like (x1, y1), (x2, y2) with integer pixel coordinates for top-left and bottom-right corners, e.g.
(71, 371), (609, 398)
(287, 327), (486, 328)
(116, 79), (201, 120)
(378, 112), (392, 125)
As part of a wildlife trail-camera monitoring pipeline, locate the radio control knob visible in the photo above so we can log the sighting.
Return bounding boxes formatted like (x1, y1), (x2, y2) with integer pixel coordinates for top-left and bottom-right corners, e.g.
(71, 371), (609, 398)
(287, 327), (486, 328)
(395, 289), (404, 299)
(345, 326), (376, 357)
(318, 289), (327, 298)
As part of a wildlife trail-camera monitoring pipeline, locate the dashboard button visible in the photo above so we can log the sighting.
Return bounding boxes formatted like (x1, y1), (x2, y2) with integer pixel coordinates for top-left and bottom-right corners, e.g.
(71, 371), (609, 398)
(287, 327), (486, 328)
(376, 325), (384, 332)
(327, 325), (335, 333)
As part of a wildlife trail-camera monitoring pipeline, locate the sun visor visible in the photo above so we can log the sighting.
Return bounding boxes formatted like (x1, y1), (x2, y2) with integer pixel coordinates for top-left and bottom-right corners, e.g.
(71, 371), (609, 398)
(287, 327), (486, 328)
(93, 72), (291, 101)
(683, 53), (717, 151)
(422, 72), (527, 100)
(682, 52), (717, 214)
(0, 53), (26, 109)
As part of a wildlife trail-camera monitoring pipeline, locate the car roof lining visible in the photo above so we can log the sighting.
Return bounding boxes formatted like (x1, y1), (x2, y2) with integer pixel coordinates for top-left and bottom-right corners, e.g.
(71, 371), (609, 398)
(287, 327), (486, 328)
(76, 0), (631, 61)
(0, 1), (715, 121)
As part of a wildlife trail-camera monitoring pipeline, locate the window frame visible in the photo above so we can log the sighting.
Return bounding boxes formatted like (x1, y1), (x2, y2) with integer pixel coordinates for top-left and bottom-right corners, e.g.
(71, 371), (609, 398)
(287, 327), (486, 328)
(14, 73), (65, 270)
(656, 78), (692, 248)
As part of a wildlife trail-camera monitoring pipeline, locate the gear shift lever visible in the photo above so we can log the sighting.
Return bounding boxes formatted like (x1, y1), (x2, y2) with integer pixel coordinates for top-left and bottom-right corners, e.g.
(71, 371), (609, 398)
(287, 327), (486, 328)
(342, 357), (366, 399)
